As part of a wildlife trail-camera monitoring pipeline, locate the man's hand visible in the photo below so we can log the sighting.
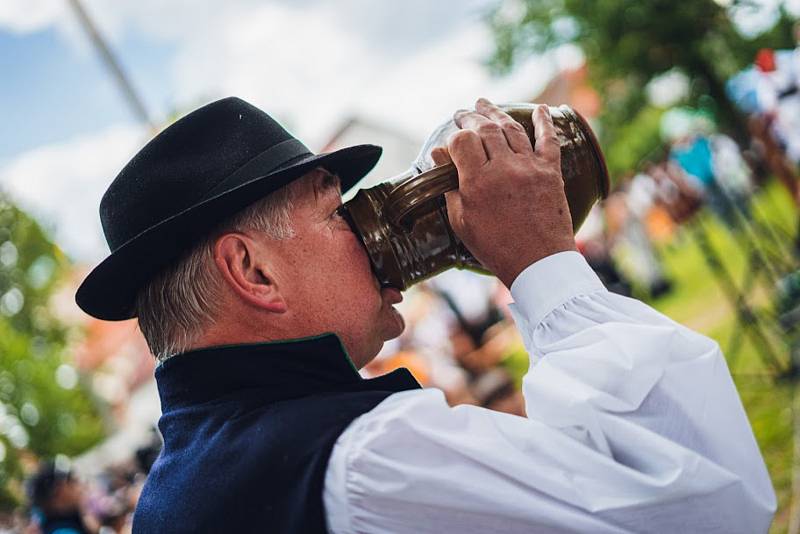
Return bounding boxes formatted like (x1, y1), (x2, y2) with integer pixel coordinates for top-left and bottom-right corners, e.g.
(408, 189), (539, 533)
(430, 98), (576, 287)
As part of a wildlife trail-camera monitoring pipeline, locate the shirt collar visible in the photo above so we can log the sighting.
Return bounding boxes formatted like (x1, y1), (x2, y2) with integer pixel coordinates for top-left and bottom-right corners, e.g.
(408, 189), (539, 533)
(155, 333), (420, 410)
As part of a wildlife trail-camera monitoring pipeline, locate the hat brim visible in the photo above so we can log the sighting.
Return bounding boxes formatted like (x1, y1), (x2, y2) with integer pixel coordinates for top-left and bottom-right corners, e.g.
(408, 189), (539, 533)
(76, 144), (381, 321)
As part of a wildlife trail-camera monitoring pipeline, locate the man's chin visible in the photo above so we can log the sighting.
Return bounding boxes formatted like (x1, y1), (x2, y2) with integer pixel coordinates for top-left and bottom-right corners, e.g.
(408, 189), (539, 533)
(384, 306), (406, 340)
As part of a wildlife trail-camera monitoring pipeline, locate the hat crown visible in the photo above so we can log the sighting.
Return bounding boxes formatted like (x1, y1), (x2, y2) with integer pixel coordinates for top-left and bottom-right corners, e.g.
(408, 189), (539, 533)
(99, 97), (301, 252)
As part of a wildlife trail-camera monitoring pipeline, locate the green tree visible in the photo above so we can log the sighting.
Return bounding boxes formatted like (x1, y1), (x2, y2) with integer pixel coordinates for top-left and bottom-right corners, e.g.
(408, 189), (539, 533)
(0, 193), (106, 509)
(487, 0), (798, 179)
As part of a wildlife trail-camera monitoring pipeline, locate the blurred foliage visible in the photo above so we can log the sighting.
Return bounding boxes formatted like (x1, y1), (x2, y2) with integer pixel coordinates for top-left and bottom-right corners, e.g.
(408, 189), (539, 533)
(604, 105), (665, 178)
(487, 0), (799, 181)
(650, 181), (797, 533)
(0, 194), (105, 509)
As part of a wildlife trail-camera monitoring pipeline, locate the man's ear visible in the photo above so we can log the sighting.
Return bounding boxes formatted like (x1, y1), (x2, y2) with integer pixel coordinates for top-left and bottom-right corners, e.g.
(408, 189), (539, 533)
(213, 232), (288, 314)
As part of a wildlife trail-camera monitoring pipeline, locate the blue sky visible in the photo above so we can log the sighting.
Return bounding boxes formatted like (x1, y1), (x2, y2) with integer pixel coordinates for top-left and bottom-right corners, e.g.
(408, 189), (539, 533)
(0, 24), (176, 164)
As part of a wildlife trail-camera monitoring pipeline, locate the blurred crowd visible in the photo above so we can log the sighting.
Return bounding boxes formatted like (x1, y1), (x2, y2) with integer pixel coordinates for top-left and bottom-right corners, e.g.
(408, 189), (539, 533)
(729, 40), (800, 214)
(0, 432), (160, 534)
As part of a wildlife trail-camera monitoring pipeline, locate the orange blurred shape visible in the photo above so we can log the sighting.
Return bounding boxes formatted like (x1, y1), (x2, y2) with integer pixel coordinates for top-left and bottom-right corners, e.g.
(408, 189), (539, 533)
(645, 206), (676, 243)
(365, 350), (430, 386)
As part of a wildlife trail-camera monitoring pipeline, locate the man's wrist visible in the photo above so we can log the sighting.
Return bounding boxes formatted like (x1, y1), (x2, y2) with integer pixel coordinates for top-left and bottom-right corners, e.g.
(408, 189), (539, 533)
(509, 250), (606, 328)
(497, 241), (578, 288)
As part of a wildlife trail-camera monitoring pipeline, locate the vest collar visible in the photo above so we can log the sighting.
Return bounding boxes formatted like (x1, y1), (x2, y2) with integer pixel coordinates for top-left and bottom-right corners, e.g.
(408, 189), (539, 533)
(155, 333), (421, 410)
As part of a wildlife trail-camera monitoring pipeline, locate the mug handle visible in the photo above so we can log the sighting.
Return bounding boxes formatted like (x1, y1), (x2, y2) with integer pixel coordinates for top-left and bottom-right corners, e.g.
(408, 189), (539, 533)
(384, 163), (459, 228)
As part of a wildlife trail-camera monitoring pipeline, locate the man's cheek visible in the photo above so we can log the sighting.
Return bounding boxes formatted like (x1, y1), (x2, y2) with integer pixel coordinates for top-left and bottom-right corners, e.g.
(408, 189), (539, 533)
(346, 234), (372, 270)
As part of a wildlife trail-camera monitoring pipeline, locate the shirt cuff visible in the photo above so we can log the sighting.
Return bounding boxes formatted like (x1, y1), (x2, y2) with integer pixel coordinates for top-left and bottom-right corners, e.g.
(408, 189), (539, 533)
(509, 251), (606, 329)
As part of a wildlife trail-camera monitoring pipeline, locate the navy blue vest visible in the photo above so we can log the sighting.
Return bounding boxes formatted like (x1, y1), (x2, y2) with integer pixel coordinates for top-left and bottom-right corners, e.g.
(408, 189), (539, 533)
(132, 334), (420, 533)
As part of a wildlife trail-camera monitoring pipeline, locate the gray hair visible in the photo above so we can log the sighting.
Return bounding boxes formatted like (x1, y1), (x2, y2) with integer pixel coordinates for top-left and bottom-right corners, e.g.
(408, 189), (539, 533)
(135, 176), (309, 361)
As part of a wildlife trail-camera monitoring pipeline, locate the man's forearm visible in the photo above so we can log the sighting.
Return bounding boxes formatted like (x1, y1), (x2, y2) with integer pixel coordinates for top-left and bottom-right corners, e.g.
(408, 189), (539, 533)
(509, 251), (776, 532)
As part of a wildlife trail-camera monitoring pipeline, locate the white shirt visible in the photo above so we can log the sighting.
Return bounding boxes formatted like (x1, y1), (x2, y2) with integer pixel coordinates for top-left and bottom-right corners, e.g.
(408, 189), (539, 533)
(323, 251), (776, 533)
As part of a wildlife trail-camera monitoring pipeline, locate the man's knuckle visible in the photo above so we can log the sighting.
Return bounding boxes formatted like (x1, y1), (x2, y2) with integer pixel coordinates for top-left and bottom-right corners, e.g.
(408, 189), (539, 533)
(450, 129), (477, 147)
(477, 122), (502, 135)
(545, 134), (561, 148)
(502, 120), (525, 133)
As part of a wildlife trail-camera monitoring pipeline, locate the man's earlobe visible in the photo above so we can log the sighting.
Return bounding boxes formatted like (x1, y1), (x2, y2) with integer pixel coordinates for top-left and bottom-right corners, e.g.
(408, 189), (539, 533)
(214, 233), (288, 314)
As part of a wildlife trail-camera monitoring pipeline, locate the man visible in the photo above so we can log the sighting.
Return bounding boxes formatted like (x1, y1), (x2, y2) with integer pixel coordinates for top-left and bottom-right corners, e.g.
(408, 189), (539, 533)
(26, 461), (95, 534)
(76, 97), (775, 533)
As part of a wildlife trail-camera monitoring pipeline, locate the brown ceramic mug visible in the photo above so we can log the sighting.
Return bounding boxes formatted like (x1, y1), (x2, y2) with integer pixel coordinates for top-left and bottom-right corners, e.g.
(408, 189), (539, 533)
(341, 104), (610, 290)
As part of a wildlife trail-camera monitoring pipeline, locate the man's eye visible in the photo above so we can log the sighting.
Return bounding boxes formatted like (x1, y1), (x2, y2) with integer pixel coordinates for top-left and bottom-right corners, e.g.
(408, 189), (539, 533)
(331, 206), (355, 232)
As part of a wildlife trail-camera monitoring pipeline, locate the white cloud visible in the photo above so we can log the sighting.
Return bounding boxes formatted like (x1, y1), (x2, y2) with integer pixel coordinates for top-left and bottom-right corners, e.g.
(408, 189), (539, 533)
(159, 3), (560, 149)
(166, 2), (380, 145)
(0, 0), (65, 34)
(0, 124), (146, 262)
(353, 28), (578, 143)
(154, 1), (514, 147)
(0, 0), (97, 58)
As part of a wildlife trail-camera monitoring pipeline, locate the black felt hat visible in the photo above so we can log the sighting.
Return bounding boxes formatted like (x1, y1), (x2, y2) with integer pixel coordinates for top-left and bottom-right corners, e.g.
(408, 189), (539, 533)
(76, 97), (382, 320)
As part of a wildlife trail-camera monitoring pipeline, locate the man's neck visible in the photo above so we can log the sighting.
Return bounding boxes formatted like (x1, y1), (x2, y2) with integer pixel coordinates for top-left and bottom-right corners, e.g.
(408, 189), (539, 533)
(189, 314), (282, 352)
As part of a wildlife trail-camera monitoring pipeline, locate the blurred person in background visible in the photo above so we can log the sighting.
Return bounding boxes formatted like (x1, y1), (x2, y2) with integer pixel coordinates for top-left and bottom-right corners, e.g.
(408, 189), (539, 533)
(424, 271), (527, 412)
(746, 111), (800, 209)
(646, 160), (705, 226)
(667, 113), (752, 227)
(752, 44), (800, 253)
(709, 131), (754, 217)
(576, 204), (635, 297)
(604, 174), (672, 299)
(75, 97), (774, 533)
(755, 48), (800, 166)
(26, 461), (97, 534)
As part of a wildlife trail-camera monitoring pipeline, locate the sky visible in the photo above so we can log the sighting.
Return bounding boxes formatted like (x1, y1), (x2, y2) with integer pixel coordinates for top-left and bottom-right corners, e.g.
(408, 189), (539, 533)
(1, 0), (797, 262)
(1, 0), (579, 262)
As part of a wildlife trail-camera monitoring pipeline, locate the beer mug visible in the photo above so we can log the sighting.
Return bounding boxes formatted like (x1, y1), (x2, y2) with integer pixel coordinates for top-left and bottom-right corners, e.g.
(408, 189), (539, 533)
(341, 104), (610, 290)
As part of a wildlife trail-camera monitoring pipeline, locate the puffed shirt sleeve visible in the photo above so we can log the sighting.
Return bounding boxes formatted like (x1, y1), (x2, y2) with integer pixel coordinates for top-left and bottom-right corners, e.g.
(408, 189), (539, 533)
(323, 251), (777, 533)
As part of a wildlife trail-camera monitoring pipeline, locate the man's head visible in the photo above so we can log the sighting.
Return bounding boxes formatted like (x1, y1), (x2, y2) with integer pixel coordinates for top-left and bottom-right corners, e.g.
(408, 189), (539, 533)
(136, 167), (405, 368)
(75, 97), (396, 367)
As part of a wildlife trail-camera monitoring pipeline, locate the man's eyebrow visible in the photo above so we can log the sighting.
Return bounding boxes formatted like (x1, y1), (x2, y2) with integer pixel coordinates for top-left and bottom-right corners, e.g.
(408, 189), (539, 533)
(311, 169), (341, 202)
(322, 171), (340, 189)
